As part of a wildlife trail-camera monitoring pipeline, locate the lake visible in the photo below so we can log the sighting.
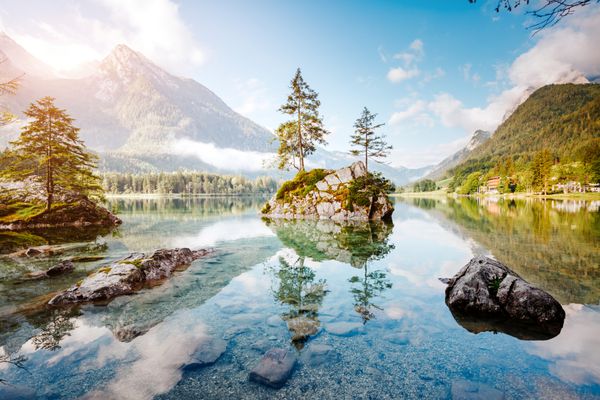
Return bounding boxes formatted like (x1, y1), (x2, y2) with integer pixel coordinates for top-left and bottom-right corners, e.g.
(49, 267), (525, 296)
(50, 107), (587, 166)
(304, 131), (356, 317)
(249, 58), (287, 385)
(1, 196), (599, 399)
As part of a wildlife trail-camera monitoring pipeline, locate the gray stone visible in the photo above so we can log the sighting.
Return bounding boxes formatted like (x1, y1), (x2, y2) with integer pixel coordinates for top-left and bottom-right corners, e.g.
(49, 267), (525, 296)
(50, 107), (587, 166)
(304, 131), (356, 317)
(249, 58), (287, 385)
(451, 379), (504, 400)
(336, 167), (353, 183)
(326, 321), (363, 336)
(49, 248), (212, 305)
(445, 256), (565, 339)
(350, 161), (367, 178)
(324, 173), (342, 187)
(249, 348), (297, 388)
(286, 316), (320, 342)
(46, 260), (75, 276)
(302, 343), (337, 366)
(183, 337), (227, 370)
(315, 180), (329, 191)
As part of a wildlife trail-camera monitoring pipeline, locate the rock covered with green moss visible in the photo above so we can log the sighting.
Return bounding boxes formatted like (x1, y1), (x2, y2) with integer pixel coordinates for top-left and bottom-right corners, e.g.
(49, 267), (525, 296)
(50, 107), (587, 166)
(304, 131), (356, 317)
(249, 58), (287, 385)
(0, 193), (121, 230)
(48, 248), (212, 305)
(262, 162), (394, 221)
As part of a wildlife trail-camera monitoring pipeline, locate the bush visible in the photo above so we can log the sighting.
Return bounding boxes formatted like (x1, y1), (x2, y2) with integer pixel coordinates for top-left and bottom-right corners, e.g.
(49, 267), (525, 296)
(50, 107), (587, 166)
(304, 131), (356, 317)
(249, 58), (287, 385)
(275, 169), (329, 203)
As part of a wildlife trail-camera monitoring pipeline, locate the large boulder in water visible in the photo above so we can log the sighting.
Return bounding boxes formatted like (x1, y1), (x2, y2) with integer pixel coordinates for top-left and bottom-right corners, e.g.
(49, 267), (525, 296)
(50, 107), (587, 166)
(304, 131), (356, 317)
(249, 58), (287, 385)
(49, 248), (212, 305)
(444, 256), (565, 340)
(261, 161), (394, 221)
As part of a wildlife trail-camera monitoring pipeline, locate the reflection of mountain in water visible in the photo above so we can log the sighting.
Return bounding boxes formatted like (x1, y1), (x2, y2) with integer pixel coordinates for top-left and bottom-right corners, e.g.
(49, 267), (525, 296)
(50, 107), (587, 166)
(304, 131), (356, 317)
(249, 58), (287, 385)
(407, 197), (600, 304)
(264, 219), (394, 268)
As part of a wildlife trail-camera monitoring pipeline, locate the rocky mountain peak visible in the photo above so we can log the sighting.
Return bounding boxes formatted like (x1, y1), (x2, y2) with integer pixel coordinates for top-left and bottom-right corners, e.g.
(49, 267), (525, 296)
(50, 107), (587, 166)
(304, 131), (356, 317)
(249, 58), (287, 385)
(466, 130), (491, 151)
(96, 43), (170, 84)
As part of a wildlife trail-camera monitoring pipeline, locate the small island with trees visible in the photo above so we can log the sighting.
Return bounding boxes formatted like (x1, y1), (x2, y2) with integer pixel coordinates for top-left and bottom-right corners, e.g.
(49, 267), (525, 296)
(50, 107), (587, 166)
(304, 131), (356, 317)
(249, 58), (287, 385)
(262, 69), (395, 221)
(0, 97), (120, 230)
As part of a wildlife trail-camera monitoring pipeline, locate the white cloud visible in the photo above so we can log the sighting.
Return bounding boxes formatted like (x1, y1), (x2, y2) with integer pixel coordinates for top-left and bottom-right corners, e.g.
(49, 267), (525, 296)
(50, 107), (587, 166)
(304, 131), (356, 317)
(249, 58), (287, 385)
(390, 136), (469, 168)
(388, 100), (433, 127)
(409, 39), (424, 55)
(387, 66), (420, 83)
(428, 9), (600, 135)
(170, 138), (275, 172)
(4, 0), (203, 76)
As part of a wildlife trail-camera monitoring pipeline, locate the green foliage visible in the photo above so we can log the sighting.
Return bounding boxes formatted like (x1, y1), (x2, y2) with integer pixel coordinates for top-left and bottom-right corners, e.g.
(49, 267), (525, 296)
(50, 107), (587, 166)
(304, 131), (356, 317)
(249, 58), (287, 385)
(458, 172), (482, 195)
(275, 168), (328, 202)
(488, 275), (504, 297)
(346, 172), (395, 211)
(531, 148), (554, 194)
(412, 179), (437, 192)
(101, 171), (277, 195)
(349, 107), (391, 172)
(275, 68), (329, 171)
(449, 84), (600, 192)
(1, 97), (103, 209)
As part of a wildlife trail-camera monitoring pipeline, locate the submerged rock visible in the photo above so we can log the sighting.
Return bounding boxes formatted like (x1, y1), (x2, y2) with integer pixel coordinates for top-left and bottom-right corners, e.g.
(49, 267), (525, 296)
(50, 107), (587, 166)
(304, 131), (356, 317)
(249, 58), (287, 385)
(444, 256), (565, 339)
(302, 343), (338, 366)
(46, 260), (75, 277)
(286, 316), (320, 342)
(48, 248), (212, 305)
(451, 379), (504, 400)
(27, 260), (75, 280)
(325, 321), (363, 336)
(262, 161), (394, 221)
(183, 337), (227, 370)
(249, 348), (297, 388)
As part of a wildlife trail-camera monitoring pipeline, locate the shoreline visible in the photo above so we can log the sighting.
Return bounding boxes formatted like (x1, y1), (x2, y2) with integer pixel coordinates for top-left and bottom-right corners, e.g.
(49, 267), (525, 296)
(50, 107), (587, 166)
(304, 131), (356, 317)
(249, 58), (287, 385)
(392, 192), (600, 201)
(105, 193), (272, 199)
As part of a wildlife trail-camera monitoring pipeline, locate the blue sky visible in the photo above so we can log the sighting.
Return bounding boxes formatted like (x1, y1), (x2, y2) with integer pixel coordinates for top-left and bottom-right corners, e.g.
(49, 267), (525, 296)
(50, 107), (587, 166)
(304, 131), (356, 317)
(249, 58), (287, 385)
(1, 0), (599, 167)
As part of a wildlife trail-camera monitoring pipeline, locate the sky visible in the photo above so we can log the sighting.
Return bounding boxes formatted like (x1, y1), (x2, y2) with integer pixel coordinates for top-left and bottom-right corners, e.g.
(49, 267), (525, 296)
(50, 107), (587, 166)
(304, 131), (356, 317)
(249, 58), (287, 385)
(0, 0), (599, 168)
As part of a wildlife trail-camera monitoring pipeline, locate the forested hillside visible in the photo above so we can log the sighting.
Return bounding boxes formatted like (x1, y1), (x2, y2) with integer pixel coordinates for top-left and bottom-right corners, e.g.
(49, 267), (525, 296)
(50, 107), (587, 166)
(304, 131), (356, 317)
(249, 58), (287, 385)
(101, 172), (278, 195)
(449, 84), (600, 193)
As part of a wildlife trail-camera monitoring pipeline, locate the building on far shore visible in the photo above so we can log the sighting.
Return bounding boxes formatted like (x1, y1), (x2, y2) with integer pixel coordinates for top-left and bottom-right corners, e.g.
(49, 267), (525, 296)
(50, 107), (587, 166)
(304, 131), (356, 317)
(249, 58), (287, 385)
(480, 176), (501, 194)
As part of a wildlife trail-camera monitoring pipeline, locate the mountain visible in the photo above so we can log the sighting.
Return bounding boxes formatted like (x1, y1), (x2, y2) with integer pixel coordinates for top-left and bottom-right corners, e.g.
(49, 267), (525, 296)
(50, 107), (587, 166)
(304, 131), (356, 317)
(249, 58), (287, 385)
(0, 34), (429, 184)
(449, 83), (600, 184)
(0, 41), (274, 153)
(425, 130), (490, 180)
(0, 32), (56, 79)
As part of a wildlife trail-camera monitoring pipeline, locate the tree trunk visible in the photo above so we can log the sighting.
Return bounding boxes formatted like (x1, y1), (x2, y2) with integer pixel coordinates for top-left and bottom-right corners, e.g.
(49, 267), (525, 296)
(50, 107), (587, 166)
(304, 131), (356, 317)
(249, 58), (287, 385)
(364, 132), (368, 173)
(297, 100), (304, 172)
(46, 112), (53, 212)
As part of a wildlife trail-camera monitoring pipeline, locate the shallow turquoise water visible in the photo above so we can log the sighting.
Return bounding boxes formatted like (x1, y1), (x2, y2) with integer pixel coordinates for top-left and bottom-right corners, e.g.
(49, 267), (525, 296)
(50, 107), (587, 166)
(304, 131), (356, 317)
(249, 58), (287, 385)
(0, 196), (599, 399)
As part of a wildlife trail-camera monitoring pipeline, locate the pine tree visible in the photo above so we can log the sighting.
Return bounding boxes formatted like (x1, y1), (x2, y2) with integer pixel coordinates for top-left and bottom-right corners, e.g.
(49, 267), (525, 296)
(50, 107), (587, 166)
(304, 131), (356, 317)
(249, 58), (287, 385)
(349, 107), (392, 172)
(3, 97), (102, 210)
(275, 68), (328, 171)
(531, 148), (554, 195)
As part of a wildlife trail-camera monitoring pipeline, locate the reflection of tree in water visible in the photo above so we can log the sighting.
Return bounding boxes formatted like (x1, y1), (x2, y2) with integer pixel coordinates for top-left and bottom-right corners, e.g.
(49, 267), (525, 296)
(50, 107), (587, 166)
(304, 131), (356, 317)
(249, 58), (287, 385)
(409, 196), (600, 304)
(349, 266), (392, 324)
(31, 308), (81, 351)
(0, 351), (27, 385)
(272, 256), (327, 349)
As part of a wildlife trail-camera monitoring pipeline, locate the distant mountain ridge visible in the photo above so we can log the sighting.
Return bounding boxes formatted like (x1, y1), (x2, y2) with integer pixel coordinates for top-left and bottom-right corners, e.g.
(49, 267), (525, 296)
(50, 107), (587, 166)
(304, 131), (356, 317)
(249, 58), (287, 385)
(450, 83), (600, 179)
(0, 34), (429, 184)
(425, 130), (491, 180)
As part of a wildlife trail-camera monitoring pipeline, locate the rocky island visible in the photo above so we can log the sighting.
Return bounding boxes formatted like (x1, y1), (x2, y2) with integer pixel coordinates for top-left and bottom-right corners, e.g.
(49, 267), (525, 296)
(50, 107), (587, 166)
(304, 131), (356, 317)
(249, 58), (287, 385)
(261, 162), (394, 221)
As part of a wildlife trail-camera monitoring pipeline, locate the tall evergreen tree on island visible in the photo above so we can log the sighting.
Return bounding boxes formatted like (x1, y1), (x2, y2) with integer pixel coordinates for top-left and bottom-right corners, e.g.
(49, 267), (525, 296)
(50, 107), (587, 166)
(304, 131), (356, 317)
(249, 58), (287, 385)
(350, 107), (392, 172)
(275, 68), (328, 171)
(3, 97), (102, 211)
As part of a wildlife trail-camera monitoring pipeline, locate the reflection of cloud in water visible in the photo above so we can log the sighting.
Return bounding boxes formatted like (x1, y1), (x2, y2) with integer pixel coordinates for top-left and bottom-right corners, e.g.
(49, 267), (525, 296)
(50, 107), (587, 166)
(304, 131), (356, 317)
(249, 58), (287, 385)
(171, 218), (275, 248)
(386, 219), (472, 289)
(86, 313), (210, 400)
(527, 304), (600, 385)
